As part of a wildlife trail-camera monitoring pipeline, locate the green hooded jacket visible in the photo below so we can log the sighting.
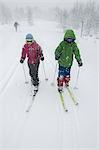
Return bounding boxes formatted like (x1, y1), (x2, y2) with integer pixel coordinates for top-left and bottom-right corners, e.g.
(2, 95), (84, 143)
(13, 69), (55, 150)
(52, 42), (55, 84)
(55, 29), (81, 68)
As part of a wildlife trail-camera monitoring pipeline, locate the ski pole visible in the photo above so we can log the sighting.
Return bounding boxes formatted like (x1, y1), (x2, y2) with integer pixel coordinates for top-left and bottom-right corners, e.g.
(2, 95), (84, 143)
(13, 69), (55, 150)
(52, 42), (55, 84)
(51, 63), (57, 86)
(22, 64), (29, 84)
(74, 67), (80, 89)
(42, 61), (48, 81)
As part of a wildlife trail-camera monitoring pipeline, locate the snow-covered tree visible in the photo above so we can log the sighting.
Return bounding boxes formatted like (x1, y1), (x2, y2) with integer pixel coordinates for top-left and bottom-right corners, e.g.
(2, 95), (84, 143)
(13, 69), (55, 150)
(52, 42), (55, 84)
(26, 7), (34, 26)
(0, 2), (12, 24)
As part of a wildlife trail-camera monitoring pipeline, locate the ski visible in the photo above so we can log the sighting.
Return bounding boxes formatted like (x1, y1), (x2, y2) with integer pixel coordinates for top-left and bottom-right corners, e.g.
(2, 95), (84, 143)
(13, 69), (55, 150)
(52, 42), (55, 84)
(66, 86), (78, 105)
(26, 90), (38, 113)
(58, 92), (68, 112)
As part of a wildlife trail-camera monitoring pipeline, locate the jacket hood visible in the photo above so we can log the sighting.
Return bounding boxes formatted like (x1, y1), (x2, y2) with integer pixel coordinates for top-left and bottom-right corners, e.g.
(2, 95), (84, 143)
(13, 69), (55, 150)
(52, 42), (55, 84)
(64, 29), (76, 40)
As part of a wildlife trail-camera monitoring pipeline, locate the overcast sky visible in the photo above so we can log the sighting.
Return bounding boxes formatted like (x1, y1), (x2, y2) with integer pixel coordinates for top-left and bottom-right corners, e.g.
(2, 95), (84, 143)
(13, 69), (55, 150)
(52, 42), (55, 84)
(0, 0), (98, 9)
(0, 0), (97, 3)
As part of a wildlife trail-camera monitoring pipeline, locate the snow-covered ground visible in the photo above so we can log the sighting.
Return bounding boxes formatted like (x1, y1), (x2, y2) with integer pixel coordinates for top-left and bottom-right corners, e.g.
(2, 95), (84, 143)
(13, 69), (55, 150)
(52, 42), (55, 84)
(0, 19), (98, 150)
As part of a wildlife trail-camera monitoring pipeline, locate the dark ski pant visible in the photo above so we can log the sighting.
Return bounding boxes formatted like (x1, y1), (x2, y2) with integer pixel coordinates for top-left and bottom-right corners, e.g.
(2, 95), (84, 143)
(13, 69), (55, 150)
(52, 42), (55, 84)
(28, 62), (39, 86)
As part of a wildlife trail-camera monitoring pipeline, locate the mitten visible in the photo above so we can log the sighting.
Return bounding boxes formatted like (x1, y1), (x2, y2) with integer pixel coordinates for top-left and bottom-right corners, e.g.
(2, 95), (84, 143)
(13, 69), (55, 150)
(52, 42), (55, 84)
(20, 58), (25, 63)
(78, 59), (83, 67)
(41, 56), (44, 61)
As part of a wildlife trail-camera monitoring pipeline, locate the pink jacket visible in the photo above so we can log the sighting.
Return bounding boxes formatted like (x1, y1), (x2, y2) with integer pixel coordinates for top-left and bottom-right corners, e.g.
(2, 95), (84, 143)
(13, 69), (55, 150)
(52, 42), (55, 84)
(21, 41), (43, 64)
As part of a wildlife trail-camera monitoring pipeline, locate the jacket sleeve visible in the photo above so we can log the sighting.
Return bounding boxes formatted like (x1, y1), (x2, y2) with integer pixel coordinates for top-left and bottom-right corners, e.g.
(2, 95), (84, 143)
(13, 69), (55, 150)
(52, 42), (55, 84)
(36, 42), (44, 58)
(39, 47), (44, 58)
(55, 42), (63, 60)
(40, 50), (44, 58)
(21, 44), (27, 60)
(73, 43), (81, 62)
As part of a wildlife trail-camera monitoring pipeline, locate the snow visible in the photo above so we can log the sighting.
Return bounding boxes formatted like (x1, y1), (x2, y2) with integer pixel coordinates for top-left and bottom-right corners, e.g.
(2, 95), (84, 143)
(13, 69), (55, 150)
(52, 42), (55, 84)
(0, 19), (98, 150)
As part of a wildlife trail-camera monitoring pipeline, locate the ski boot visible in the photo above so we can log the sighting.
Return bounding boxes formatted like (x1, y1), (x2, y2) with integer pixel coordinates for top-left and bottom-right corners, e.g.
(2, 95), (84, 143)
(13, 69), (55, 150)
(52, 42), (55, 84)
(33, 85), (38, 96)
(58, 86), (63, 93)
(34, 85), (38, 92)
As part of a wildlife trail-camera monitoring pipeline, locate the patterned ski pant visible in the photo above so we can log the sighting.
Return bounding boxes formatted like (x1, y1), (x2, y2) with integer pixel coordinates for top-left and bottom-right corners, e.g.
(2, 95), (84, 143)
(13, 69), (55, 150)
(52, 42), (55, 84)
(57, 65), (71, 86)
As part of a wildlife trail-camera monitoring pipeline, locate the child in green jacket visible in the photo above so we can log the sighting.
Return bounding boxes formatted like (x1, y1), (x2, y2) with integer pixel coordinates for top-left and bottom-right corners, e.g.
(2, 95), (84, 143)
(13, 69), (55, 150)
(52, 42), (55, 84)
(55, 29), (83, 92)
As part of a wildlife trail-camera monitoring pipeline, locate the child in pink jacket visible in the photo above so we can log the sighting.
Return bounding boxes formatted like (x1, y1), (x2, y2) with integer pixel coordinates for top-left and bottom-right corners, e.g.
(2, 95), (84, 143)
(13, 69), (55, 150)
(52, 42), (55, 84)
(20, 33), (44, 91)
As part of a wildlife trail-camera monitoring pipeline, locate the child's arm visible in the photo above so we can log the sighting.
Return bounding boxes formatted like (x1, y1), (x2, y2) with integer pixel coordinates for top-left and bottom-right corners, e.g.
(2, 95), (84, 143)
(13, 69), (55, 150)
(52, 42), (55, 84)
(40, 49), (44, 61)
(73, 43), (81, 61)
(73, 43), (83, 66)
(37, 43), (44, 61)
(55, 42), (63, 60)
(20, 44), (27, 63)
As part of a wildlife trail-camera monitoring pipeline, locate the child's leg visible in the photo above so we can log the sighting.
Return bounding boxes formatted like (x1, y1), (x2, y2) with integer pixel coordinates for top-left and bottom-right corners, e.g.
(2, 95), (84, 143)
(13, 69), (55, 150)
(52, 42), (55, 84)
(57, 66), (65, 92)
(35, 62), (39, 83)
(64, 67), (71, 86)
(28, 63), (39, 86)
(57, 75), (64, 87)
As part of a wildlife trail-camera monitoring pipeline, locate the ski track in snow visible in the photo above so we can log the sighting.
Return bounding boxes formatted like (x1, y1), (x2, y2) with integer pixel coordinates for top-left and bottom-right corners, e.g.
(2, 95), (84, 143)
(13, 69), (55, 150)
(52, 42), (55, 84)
(0, 19), (98, 150)
(0, 61), (19, 95)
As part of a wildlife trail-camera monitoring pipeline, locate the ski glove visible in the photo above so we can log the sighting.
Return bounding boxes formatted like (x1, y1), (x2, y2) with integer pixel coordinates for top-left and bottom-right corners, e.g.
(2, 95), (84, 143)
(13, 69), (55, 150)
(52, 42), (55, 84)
(41, 56), (44, 61)
(78, 59), (83, 67)
(20, 58), (25, 63)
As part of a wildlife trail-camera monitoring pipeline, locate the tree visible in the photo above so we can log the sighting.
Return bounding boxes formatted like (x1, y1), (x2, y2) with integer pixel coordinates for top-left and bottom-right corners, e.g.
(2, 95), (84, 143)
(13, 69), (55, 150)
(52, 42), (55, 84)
(0, 2), (12, 24)
(26, 7), (34, 25)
